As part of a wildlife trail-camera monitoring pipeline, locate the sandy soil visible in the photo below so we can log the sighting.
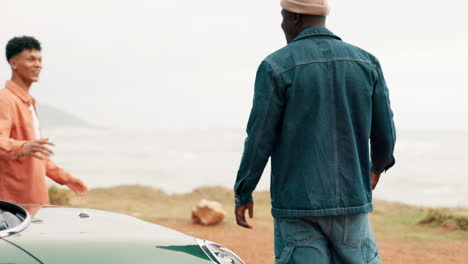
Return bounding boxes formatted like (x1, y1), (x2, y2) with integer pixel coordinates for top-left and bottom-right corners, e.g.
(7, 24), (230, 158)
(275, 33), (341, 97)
(161, 220), (468, 264)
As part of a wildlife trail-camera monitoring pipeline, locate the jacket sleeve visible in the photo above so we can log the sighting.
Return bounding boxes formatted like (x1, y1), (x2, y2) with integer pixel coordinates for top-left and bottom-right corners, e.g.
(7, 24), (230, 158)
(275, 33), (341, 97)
(0, 97), (26, 160)
(370, 60), (396, 174)
(46, 159), (72, 185)
(234, 60), (285, 206)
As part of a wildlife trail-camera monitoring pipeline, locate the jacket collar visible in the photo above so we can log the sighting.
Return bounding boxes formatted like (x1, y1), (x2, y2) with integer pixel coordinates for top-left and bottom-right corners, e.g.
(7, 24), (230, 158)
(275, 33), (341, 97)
(291, 27), (342, 43)
(5, 80), (36, 106)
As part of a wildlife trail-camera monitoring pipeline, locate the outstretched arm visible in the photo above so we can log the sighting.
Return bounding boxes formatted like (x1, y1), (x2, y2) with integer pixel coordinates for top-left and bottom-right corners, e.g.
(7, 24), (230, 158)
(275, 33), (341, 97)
(46, 159), (88, 196)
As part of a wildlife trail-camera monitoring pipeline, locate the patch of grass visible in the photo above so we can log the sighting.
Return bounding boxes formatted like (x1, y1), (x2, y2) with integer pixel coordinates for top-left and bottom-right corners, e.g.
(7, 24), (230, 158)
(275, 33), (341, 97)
(66, 185), (468, 242)
(370, 200), (468, 242)
(68, 185), (272, 224)
(48, 186), (71, 205)
(419, 209), (468, 231)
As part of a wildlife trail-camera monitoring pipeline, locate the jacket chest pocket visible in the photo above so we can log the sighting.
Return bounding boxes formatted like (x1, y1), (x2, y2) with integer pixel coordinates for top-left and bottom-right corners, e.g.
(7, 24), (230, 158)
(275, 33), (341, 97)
(12, 112), (35, 137)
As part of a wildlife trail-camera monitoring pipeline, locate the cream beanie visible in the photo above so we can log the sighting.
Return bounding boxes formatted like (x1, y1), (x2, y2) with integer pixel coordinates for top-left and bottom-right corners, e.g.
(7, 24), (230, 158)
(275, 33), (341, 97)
(280, 0), (330, 16)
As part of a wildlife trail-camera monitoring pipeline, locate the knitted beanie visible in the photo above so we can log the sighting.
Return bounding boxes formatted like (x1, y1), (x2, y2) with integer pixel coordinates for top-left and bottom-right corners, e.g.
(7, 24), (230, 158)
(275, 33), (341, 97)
(280, 0), (330, 16)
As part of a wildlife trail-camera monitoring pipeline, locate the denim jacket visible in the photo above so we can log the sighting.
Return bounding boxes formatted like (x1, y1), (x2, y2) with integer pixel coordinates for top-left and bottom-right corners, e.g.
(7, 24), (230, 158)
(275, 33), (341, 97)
(234, 27), (396, 218)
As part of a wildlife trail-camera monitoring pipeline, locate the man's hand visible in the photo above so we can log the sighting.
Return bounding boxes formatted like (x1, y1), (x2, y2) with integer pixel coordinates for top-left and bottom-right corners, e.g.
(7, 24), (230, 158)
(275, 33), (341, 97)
(66, 177), (88, 196)
(371, 171), (381, 190)
(235, 201), (254, 229)
(21, 138), (54, 160)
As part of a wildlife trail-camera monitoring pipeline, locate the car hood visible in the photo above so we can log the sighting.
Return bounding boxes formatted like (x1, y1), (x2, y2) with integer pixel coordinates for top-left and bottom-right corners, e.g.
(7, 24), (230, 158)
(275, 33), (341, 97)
(3, 205), (213, 264)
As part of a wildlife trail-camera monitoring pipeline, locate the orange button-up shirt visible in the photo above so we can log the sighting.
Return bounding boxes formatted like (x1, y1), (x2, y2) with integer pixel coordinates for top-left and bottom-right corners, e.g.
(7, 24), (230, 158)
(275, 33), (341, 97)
(0, 80), (72, 204)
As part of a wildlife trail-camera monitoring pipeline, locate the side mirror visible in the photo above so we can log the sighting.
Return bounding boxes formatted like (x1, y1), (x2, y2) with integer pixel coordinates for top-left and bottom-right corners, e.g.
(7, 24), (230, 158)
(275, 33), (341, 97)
(0, 200), (31, 238)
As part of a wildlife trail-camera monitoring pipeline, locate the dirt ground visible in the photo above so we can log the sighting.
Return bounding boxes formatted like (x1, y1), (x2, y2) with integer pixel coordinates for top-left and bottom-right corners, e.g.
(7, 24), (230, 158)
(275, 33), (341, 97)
(161, 220), (468, 264)
(64, 186), (467, 263)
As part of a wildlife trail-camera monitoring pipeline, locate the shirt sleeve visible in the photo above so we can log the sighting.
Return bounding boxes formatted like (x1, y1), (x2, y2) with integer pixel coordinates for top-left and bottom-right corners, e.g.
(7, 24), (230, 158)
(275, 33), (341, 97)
(46, 159), (72, 185)
(0, 97), (26, 160)
(370, 60), (396, 174)
(234, 60), (285, 206)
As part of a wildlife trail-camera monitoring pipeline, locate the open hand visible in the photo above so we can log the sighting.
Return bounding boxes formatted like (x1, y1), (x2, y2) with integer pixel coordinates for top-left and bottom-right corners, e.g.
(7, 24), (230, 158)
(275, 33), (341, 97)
(21, 138), (54, 160)
(66, 177), (88, 196)
(235, 201), (254, 229)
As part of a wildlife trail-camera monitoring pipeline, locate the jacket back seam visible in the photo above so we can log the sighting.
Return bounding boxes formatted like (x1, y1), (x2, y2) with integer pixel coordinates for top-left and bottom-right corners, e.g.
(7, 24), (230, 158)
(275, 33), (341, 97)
(273, 58), (376, 75)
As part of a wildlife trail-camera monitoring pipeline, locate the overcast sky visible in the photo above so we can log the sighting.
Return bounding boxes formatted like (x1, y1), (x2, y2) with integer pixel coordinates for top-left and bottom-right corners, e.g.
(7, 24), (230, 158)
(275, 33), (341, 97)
(1, 0), (467, 130)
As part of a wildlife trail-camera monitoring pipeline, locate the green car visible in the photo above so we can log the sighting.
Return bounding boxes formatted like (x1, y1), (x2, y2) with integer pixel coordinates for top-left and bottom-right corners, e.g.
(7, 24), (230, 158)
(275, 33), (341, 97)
(0, 200), (246, 264)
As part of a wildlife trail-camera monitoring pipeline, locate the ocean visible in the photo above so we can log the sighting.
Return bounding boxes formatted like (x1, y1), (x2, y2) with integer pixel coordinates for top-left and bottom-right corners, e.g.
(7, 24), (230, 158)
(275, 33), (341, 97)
(45, 128), (467, 208)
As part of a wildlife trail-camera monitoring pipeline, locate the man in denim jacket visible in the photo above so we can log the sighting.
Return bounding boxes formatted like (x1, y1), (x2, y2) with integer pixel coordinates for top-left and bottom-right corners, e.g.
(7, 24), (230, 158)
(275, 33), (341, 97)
(234, 1), (396, 263)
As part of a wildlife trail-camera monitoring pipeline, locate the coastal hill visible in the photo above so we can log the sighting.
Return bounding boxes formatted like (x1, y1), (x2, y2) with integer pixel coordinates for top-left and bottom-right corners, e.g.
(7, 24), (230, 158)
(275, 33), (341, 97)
(37, 104), (91, 129)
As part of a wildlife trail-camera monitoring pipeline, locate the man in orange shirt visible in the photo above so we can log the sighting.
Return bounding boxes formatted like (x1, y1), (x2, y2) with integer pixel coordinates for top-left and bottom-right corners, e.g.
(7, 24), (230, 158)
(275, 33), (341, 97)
(0, 36), (87, 204)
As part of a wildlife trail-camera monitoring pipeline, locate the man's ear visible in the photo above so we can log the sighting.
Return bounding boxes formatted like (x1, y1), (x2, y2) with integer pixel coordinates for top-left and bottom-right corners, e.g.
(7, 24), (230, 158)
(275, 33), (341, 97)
(9, 58), (17, 70)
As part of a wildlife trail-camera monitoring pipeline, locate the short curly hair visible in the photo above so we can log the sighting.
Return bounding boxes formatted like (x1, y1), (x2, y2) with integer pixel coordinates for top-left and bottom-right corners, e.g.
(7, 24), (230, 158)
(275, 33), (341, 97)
(6, 36), (41, 62)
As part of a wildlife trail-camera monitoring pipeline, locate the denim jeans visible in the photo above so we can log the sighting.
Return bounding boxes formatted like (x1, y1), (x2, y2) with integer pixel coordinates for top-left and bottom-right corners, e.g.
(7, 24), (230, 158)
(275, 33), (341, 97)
(274, 213), (380, 264)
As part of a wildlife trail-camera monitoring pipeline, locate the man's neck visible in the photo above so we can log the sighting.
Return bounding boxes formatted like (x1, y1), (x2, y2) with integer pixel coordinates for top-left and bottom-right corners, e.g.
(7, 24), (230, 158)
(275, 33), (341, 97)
(11, 75), (32, 93)
(300, 22), (326, 32)
(300, 15), (326, 32)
